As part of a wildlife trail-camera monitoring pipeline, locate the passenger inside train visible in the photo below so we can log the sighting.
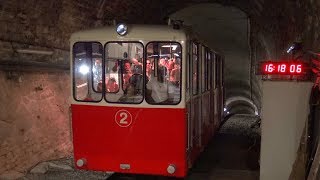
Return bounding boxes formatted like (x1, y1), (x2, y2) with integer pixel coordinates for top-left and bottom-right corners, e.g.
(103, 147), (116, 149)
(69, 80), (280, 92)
(146, 59), (152, 81)
(106, 77), (119, 93)
(169, 58), (181, 86)
(122, 60), (133, 91)
(145, 42), (182, 104)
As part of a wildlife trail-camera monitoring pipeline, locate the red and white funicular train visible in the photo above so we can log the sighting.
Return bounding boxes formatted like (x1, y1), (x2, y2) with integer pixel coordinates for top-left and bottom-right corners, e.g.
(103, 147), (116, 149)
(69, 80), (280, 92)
(70, 23), (224, 178)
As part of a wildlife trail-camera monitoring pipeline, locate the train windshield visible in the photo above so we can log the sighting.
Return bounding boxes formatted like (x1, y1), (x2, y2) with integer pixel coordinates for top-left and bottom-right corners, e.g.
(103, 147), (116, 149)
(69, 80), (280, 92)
(72, 41), (182, 105)
(105, 42), (144, 104)
(145, 42), (182, 105)
(73, 42), (103, 102)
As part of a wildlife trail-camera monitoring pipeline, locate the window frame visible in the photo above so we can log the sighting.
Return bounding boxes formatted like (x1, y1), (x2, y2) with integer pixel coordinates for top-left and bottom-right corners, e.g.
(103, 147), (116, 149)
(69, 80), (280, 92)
(144, 41), (183, 105)
(72, 41), (104, 103)
(212, 53), (216, 89)
(207, 50), (211, 90)
(201, 45), (206, 93)
(192, 42), (199, 96)
(104, 41), (145, 104)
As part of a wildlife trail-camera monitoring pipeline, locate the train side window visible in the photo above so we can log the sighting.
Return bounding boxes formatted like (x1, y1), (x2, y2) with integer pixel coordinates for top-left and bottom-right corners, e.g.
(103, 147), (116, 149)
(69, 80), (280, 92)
(201, 46), (206, 93)
(186, 42), (191, 100)
(192, 42), (199, 95)
(220, 57), (224, 87)
(222, 57), (224, 87)
(207, 51), (211, 90)
(105, 42), (144, 104)
(211, 52), (214, 89)
(72, 42), (103, 102)
(215, 55), (220, 88)
(212, 52), (215, 89)
(145, 42), (182, 105)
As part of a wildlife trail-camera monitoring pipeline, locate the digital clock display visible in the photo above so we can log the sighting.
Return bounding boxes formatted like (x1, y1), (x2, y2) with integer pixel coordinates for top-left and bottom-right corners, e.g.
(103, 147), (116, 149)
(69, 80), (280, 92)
(260, 62), (305, 75)
(257, 61), (311, 81)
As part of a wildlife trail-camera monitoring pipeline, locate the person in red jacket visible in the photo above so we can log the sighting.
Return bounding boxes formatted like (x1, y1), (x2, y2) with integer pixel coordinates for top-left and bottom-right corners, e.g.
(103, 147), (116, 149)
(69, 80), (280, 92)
(106, 77), (119, 92)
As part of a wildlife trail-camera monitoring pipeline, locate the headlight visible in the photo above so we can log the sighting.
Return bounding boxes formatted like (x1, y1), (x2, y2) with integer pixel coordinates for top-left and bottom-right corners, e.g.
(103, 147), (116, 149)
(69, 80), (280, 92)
(116, 23), (128, 36)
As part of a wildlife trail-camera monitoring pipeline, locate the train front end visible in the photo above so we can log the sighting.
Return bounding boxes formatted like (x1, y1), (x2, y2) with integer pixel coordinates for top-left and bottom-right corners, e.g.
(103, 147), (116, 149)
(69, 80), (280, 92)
(71, 105), (187, 177)
(70, 25), (187, 177)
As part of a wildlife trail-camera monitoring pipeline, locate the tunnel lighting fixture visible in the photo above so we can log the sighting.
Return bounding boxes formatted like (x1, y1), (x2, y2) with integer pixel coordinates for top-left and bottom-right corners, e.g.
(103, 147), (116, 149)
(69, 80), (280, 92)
(116, 23), (128, 36)
(224, 108), (227, 112)
(227, 111), (230, 114)
(79, 65), (89, 75)
(162, 45), (177, 50)
(148, 54), (173, 58)
(286, 42), (303, 54)
(16, 49), (53, 55)
(287, 45), (295, 53)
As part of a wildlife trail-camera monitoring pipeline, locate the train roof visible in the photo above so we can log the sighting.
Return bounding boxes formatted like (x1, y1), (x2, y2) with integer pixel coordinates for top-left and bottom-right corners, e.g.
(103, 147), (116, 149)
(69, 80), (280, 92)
(70, 25), (188, 42)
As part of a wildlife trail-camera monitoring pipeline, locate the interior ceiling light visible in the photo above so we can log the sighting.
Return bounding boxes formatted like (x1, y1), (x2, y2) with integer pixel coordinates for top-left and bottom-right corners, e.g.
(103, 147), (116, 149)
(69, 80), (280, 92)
(79, 65), (89, 75)
(116, 23), (128, 36)
(162, 45), (178, 50)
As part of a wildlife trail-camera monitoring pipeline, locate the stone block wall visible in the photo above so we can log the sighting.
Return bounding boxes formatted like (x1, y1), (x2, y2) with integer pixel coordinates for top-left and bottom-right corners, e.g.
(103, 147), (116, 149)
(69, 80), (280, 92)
(0, 71), (72, 175)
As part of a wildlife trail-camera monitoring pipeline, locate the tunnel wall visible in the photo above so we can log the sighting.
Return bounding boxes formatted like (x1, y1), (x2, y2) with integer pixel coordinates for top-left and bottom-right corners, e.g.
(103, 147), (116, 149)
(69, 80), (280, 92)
(0, 71), (72, 175)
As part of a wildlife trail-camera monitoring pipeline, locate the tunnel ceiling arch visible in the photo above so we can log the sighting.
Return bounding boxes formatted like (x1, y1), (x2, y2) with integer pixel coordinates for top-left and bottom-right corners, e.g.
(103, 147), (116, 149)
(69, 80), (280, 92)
(170, 3), (258, 114)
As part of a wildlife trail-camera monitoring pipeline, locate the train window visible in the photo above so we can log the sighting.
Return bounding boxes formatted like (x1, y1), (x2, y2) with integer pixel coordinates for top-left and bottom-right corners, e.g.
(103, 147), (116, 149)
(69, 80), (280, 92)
(105, 42), (144, 104)
(207, 51), (211, 90)
(192, 42), (199, 95)
(211, 52), (215, 89)
(212, 53), (216, 89)
(201, 46), (206, 93)
(222, 57), (224, 86)
(186, 42), (192, 100)
(215, 55), (220, 88)
(220, 57), (224, 86)
(145, 42), (182, 105)
(72, 42), (103, 102)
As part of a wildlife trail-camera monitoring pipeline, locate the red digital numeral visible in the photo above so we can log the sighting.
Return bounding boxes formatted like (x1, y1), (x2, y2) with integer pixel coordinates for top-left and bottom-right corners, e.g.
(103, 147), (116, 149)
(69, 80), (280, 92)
(296, 64), (302, 73)
(289, 65), (295, 73)
(279, 64), (286, 72)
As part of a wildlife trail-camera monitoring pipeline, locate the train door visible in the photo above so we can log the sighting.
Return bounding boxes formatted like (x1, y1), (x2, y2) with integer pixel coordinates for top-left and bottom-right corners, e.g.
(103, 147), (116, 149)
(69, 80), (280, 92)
(207, 51), (214, 136)
(220, 57), (225, 122)
(201, 47), (211, 146)
(214, 55), (220, 129)
(217, 56), (223, 124)
(190, 42), (201, 162)
(186, 41), (192, 167)
(216, 55), (223, 126)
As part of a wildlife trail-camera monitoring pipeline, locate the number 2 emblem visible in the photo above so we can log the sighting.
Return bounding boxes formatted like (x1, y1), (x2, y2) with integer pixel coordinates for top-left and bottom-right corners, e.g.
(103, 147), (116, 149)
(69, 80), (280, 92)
(115, 110), (132, 127)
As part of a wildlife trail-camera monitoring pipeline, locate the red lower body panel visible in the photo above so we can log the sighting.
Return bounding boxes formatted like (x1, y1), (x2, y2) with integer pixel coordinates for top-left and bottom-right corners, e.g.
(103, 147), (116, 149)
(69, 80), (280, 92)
(71, 105), (187, 177)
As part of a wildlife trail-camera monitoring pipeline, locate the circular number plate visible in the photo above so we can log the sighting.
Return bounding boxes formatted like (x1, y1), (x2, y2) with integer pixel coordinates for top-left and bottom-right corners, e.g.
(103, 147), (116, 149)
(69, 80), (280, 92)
(114, 110), (132, 127)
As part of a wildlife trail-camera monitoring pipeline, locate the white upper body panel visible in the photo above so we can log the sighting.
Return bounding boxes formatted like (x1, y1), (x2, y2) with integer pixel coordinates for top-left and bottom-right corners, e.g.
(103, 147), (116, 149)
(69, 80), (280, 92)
(70, 25), (188, 43)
